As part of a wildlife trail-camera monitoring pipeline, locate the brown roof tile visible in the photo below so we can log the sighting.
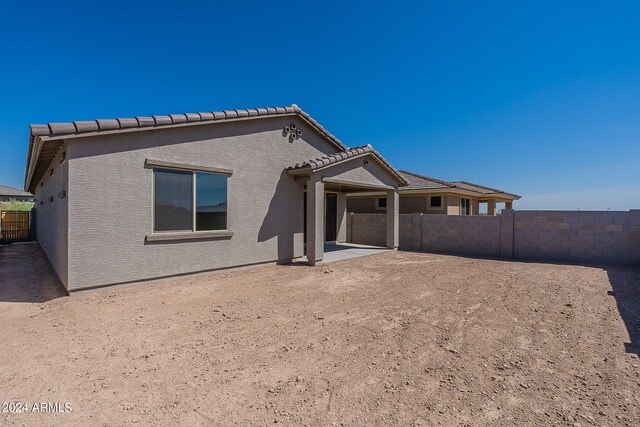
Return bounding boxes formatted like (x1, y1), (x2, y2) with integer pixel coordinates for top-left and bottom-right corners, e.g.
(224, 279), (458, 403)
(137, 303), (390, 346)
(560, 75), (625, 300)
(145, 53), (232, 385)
(117, 118), (138, 129)
(74, 120), (99, 132)
(135, 117), (155, 127)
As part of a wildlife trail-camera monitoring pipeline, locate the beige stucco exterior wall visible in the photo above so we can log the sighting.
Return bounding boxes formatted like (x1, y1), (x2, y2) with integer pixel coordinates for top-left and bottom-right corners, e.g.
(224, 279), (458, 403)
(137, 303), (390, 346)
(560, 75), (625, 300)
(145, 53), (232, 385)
(346, 197), (379, 213)
(347, 193), (515, 216)
(33, 145), (69, 289)
(64, 116), (344, 291)
(319, 156), (400, 189)
(347, 193), (477, 215)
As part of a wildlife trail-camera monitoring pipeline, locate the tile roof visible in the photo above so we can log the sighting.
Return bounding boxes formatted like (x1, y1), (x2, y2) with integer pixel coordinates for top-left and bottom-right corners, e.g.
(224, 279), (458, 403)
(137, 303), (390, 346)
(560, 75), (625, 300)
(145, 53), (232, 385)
(25, 104), (347, 192)
(27, 104), (345, 149)
(0, 185), (33, 198)
(398, 171), (520, 199)
(286, 145), (409, 186)
(450, 181), (520, 198)
(398, 170), (454, 190)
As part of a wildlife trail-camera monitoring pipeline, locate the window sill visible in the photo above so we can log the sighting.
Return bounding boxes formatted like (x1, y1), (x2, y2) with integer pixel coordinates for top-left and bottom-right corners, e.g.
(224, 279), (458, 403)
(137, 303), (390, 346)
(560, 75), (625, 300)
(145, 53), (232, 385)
(146, 230), (233, 242)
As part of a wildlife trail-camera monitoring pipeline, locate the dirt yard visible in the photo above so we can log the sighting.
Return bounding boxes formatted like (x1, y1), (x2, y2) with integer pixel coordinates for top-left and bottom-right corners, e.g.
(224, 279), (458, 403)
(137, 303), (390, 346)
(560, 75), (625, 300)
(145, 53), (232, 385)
(0, 243), (638, 426)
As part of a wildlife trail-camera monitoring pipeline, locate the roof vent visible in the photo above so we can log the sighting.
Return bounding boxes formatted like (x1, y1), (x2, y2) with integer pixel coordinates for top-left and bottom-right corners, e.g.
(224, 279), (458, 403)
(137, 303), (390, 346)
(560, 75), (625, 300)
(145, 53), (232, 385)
(283, 123), (301, 142)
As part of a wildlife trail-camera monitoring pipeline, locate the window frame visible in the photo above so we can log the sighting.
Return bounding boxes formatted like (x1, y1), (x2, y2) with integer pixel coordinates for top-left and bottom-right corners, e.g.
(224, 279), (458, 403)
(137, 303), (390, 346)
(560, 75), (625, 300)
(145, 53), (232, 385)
(427, 195), (443, 210)
(375, 197), (387, 211)
(146, 159), (233, 241)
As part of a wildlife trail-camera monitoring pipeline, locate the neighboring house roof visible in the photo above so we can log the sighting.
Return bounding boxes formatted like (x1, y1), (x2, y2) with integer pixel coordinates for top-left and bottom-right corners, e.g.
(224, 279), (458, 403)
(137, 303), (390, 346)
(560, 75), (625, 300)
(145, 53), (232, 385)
(24, 104), (348, 192)
(286, 145), (409, 186)
(398, 170), (521, 199)
(450, 181), (520, 198)
(398, 170), (455, 190)
(0, 185), (33, 198)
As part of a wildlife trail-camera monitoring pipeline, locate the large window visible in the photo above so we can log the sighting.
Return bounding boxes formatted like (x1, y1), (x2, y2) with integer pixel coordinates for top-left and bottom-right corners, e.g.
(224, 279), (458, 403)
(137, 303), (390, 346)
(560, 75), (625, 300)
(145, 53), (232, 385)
(154, 168), (228, 232)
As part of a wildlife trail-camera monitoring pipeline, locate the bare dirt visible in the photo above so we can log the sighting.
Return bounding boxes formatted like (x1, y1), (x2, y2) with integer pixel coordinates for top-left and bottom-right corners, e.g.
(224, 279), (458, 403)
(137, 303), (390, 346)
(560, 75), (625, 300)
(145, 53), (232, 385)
(1, 243), (639, 426)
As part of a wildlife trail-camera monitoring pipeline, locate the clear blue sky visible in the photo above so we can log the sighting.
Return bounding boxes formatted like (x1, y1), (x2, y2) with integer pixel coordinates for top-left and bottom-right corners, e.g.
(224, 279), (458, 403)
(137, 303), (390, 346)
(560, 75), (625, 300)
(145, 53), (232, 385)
(1, 1), (639, 209)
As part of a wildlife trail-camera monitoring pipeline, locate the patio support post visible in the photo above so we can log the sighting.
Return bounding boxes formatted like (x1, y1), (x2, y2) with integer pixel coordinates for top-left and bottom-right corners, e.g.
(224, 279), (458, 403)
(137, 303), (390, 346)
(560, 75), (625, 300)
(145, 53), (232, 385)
(306, 173), (324, 265)
(336, 192), (347, 243)
(488, 199), (496, 216)
(386, 189), (399, 249)
(505, 201), (513, 209)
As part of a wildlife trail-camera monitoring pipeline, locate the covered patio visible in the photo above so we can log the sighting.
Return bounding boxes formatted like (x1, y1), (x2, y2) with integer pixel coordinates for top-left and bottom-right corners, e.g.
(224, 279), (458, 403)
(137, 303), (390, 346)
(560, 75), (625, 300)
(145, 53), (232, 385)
(319, 242), (392, 264)
(286, 145), (409, 265)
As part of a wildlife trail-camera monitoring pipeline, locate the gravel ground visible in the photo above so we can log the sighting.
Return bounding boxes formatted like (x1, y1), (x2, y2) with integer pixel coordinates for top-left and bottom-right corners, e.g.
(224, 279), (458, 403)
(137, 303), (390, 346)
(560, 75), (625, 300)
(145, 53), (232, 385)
(0, 243), (638, 426)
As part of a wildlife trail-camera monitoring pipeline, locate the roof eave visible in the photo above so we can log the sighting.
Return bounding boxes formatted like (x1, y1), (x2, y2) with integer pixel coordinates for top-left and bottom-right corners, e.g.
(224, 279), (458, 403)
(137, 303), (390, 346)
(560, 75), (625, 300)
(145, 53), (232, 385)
(24, 105), (349, 192)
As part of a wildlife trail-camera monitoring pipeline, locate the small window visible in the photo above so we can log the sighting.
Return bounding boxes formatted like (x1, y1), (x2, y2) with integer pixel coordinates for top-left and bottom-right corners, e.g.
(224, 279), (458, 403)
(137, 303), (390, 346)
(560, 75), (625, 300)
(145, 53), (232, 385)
(376, 197), (387, 210)
(154, 168), (228, 232)
(428, 196), (442, 209)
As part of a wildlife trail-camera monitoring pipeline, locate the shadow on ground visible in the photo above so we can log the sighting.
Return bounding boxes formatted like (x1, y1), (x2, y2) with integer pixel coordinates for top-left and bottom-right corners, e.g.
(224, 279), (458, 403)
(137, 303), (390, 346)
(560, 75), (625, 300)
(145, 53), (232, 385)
(0, 242), (67, 303)
(606, 266), (640, 357)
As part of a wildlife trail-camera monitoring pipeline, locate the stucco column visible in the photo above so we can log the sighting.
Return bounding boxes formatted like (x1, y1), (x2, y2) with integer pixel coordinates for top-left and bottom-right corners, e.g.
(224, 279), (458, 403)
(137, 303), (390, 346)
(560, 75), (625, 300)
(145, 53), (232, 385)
(386, 189), (399, 249)
(471, 199), (480, 216)
(306, 174), (324, 265)
(505, 201), (513, 209)
(488, 200), (496, 216)
(336, 192), (347, 243)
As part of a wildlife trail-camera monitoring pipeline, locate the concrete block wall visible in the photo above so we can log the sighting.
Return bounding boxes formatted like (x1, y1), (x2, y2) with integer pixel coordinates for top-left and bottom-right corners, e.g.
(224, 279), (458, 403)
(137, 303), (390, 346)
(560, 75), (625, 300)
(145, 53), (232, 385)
(513, 210), (632, 265)
(348, 210), (640, 267)
(422, 214), (501, 258)
(630, 210), (640, 265)
(399, 214), (413, 250)
(347, 213), (387, 247)
(499, 209), (514, 258)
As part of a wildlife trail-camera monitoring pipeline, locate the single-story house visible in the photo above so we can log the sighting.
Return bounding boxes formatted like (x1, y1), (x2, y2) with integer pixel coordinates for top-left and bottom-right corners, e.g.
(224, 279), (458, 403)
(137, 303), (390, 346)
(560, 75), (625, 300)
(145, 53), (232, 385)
(0, 185), (34, 202)
(347, 170), (520, 216)
(24, 104), (408, 292)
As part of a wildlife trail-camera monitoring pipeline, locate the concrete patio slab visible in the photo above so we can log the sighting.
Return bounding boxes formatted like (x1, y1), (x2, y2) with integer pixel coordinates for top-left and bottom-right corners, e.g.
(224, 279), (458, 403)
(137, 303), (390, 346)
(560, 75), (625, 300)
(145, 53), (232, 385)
(302, 242), (392, 264)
